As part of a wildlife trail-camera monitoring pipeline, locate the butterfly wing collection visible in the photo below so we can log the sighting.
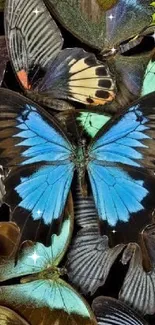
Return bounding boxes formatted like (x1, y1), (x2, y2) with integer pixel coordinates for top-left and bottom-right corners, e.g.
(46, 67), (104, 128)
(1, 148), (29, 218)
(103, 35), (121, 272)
(0, 0), (155, 324)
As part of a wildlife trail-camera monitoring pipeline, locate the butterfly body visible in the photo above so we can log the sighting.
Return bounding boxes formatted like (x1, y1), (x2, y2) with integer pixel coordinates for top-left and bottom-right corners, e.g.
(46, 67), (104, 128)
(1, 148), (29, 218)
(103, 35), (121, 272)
(0, 218), (97, 325)
(21, 265), (64, 283)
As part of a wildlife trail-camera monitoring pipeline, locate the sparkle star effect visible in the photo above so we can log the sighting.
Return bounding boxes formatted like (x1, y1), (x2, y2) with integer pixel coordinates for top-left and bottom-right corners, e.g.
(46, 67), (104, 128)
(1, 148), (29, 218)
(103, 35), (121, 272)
(108, 14), (115, 20)
(28, 251), (40, 265)
(111, 47), (117, 54)
(37, 209), (42, 216)
(33, 7), (41, 16)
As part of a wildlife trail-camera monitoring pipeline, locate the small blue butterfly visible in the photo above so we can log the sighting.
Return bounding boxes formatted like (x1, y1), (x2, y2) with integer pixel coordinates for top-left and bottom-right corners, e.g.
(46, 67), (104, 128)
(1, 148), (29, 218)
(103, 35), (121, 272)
(0, 88), (155, 241)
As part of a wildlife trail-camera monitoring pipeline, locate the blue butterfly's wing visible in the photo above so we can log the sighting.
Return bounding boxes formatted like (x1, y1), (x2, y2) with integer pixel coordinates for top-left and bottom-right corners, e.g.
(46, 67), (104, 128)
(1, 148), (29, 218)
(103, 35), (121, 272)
(0, 89), (74, 244)
(88, 92), (155, 229)
(92, 296), (147, 325)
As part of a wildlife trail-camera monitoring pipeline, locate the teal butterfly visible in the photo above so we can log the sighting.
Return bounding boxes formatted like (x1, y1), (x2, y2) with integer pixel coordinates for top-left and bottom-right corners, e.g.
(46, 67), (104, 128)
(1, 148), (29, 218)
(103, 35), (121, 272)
(0, 214), (97, 325)
(141, 56), (155, 96)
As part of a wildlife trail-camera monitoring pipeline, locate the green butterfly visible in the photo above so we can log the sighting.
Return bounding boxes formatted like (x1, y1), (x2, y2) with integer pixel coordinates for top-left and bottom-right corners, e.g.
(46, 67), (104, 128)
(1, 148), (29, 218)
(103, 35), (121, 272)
(0, 210), (97, 325)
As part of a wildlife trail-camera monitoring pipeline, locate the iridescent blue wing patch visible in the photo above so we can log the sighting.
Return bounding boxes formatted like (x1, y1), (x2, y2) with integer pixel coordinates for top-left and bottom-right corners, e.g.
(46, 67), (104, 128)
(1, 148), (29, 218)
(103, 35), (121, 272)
(88, 92), (155, 228)
(0, 89), (74, 244)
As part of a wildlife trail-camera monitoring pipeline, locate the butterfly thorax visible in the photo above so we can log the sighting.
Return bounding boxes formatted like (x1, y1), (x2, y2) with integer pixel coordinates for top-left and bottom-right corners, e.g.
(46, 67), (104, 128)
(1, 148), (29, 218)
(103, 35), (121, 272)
(73, 139), (88, 196)
(21, 266), (64, 284)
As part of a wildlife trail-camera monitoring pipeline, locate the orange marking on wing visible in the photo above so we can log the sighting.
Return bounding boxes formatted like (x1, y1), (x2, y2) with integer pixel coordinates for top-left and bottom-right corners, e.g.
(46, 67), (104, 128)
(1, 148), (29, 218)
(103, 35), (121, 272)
(17, 70), (31, 90)
(90, 91), (116, 106)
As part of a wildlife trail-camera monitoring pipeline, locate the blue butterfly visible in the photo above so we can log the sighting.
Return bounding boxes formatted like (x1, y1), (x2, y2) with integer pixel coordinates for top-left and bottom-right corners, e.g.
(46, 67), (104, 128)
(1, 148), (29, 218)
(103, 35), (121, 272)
(0, 214), (97, 325)
(0, 88), (155, 244)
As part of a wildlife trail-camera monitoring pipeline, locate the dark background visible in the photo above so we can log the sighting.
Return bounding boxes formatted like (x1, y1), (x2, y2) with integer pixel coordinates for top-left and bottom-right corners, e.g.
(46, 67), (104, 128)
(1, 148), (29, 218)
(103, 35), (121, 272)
(0, 8), (155, 325)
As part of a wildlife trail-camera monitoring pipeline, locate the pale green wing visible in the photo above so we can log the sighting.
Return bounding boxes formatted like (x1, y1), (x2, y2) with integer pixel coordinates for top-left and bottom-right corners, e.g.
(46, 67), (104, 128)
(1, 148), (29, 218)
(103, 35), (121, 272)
(0, 212), (73, 281)
(141, 58), (155, 96)
(0, 279), (97, 325)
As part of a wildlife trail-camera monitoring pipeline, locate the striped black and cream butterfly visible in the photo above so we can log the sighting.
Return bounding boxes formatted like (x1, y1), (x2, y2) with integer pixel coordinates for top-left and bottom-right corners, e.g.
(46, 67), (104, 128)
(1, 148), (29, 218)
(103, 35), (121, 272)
(4, 0), (116, 111)
(45, 0), (155, 109)
(67, 187), (155, 315)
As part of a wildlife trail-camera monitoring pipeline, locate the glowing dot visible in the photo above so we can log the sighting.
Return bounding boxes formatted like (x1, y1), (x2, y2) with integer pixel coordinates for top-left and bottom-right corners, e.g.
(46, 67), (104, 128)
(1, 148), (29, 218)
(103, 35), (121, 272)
(33, 8), (41, 16)
(108, 14), (115, 20)
(112, 229), (117, 233)
(29, 251), (40, 265)
(37, 209), (42, 215)
(111, 47), (117, 54)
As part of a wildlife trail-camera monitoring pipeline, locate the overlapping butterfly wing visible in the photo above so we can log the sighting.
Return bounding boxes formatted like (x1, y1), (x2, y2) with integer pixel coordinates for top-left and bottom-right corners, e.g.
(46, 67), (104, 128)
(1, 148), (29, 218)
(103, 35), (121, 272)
(92, 296), (148, 325)
(0, 215), (97, 325)
(87, 92), (155, 228)
(4, 0), (63, 90)
(0, 88), (75, 244)
(4, 0), (115, 108)
(67, 226), (125, 295)
(45, 0), (155, 108)
(141, 54), (155, 96)
(0, 306), (30, 325)
(45, 0), (154, 50)
(119, 241), (155, 315)
(0, 36), (8, 86)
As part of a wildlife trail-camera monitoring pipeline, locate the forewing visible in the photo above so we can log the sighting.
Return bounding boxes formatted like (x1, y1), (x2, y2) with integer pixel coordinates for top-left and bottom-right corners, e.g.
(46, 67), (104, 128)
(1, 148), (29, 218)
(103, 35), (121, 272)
(0, 89), (74, 242)
(4, 0), (63, 89)
(88, 93), (155, 227)
(0, 217), (96, 325)
(0, 213), (73, 280)
(44, 0), (154, 50)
